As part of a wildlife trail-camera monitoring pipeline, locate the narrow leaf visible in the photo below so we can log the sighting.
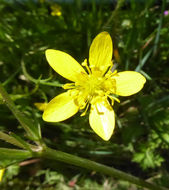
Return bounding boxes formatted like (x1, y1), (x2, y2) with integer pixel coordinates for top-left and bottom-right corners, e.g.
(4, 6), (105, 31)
(135, 49), (152, 72)
(0, 148), (32, 168)
(10, 133), (36, 151)
(0, 132), (25, 149)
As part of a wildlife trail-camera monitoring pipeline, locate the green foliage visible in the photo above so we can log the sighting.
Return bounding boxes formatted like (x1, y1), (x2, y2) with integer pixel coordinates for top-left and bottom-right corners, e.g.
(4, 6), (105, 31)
(0, 166), (144, 190)
(4, 165), (20, 181)
(0, 148), (32, 168)
(0, 0), (169, 189)
(132, 131), (165, 170)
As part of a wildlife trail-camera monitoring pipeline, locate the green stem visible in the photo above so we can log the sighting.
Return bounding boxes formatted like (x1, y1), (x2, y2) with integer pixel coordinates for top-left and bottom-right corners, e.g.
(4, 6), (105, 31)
(21, 59), (62, 87)
(2, 67), (20, 86)
(35, 146), (168, 190)
(153, 0), (166, 56)
(102, 0), (125, 30)
(0, 83), (40, 141)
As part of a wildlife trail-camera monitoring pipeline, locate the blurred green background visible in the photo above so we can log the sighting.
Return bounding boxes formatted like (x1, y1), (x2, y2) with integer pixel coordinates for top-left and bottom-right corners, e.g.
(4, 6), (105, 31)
(0, 0), (169, 189)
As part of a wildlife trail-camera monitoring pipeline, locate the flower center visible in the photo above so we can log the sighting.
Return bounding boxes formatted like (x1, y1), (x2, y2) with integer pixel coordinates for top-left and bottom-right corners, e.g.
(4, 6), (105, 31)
(75, 71), (116, 103)
(84, 74), (103, 96)
(62, 64), (118, 111)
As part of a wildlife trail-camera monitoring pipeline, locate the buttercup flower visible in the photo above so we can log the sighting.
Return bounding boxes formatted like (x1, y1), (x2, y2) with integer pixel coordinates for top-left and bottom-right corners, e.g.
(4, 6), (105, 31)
(43, 32), (146, 141)
(50, 4), (62, 17)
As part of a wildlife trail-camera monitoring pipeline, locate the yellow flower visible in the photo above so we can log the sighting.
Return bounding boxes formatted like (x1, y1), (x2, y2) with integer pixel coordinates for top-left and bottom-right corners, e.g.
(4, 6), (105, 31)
(43, 32), (146, 141)
(50, 4), (62, 17)
(0, 169), (5, 182)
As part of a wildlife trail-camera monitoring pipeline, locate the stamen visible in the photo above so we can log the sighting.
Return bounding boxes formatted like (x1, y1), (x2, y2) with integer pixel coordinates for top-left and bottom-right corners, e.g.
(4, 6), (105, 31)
(82, 59), (92, 74)
(101, 60), (114, 76)
(108, 95), (120, 103)
(80, 102), (90, 116)
(105, 69), (118, 78)
(96, 106), (104, 115)
(67, 89), (79, 98)
(63, 83), (75, 89)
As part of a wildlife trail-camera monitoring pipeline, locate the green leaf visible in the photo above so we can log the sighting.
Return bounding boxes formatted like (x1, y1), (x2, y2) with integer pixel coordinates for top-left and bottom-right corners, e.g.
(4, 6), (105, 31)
(0, 131), (25, 149)
(135, 48), (153, 72)
(0, 148), (32, 168)
(10, 133), (36, 151)
(132, 149), (164, 170)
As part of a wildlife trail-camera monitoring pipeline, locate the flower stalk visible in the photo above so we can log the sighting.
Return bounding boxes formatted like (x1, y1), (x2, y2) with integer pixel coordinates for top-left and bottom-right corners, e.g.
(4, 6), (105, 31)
(37, 146), (168, 190)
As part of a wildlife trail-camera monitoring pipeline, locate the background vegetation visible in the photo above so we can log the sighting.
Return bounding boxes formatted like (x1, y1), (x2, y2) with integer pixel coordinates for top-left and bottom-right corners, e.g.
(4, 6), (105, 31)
(0, 0), (169, 189)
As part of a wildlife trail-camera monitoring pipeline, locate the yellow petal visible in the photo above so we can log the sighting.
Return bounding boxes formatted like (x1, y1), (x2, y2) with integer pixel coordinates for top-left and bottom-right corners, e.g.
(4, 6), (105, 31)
(89, 101), (115, 141)
(113, 71), (146, 96)
(0, 169), (5, 182)
(43, 92), (79, 122)
(89, 32), (113, 73)
(45, 49), (86, 82)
